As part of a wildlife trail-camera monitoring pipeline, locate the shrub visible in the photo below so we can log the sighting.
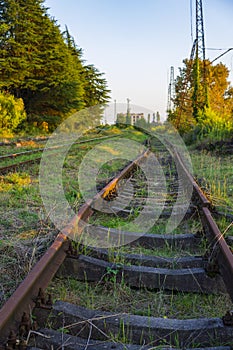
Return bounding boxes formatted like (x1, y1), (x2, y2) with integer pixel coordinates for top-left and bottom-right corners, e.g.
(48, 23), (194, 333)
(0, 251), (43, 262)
(0, 92), (27, 134)
(196, 107), (233, 141)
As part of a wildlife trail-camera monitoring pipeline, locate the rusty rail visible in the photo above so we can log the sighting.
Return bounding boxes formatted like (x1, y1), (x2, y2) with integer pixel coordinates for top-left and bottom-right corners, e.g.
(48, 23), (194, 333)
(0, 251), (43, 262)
(0, 156), (43, 173)
(0, 148), (148, 344)
(0, 233), (69, 342)
(1, 143), (232, 345)
(0, 135), (121, 173)
(173, 148), (233, 302)
(201, 207), (233, 299)
(0, 135), (120, 161)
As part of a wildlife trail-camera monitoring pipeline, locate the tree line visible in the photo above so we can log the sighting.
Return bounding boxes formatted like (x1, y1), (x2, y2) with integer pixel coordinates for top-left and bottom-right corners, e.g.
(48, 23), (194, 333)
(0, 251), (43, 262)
(0, 0), (110, 133)
(167, 59), (233, 141)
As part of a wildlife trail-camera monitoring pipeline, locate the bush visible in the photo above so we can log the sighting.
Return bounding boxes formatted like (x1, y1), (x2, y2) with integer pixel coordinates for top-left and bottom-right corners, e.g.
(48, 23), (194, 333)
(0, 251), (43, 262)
(0, 92), (27, 134)
(196, 107), (233, 141)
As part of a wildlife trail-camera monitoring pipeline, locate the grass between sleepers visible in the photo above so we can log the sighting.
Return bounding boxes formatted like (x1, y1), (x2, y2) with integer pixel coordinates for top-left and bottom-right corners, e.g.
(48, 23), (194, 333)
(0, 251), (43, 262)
(48, 276), (232, 320)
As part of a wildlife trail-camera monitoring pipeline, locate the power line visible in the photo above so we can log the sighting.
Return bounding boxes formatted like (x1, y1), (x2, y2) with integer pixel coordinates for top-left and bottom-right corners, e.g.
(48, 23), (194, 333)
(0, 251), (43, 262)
(210, 48), (233, 64)
(190, 0), (193, 42)
(206, 48), (232, 51)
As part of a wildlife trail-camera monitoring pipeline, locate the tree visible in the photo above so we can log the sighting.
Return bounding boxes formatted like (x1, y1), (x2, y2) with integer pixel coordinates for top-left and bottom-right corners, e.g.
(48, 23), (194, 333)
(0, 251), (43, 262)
(63, 28), (110, 126)
(63, 27), (110, 109)
(0, 0), (85, 126)
(80, 64), (110, 107)
(116, 113), (126, 125)
(135, 117), (147, 128)
(0, 91), (26, 132)
(0, 1), (110, 129)
(156, 111), (161, 123)
(168, 59), (233, 133)
(147, 113), (151, 125)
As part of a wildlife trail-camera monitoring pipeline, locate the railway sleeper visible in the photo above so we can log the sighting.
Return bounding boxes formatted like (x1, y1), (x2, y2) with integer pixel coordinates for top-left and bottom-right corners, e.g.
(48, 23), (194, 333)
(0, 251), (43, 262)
(57, 255), (226, 294)
(31, 301), (233, 348)
(74, 245), (205, 269)
(27, 328), (233, 350)
(80, 225), (202, 250)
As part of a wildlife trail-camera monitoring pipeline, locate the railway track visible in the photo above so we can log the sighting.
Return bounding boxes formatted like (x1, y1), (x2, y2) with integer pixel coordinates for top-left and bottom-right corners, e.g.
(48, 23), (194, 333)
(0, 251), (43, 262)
(0, 136), (232, 349)
(0, 135), (121, 173)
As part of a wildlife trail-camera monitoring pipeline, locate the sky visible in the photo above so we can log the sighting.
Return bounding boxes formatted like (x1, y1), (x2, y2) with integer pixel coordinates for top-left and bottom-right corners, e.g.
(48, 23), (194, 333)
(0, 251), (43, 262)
(44, 0), (233, 121)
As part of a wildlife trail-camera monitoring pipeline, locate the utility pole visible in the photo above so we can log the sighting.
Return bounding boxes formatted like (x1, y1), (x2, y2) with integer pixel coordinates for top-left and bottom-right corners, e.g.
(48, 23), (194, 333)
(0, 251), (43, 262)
(167, 66), (175, 113)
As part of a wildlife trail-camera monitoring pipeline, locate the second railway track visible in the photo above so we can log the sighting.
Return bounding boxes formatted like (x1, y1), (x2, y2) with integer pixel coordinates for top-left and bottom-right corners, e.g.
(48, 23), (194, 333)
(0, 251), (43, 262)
(0, 132), (233, 349)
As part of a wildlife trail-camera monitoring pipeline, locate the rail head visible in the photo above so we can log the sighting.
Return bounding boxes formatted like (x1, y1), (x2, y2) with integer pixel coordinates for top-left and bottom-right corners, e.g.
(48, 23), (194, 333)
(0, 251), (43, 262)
(0, 233), (69, 343)
(201, 207), (233, 302)
(0, 147), (149, 345)
(171, 145), (233, 302)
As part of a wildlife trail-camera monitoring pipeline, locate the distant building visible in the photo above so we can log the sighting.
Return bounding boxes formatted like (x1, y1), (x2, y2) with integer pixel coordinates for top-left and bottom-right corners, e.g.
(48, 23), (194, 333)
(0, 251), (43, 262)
(116, 112), (145, 125)
(130, 113), (144, 125)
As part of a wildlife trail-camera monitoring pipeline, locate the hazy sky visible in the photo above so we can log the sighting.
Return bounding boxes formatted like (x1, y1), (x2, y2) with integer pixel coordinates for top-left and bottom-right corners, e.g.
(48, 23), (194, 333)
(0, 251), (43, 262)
(44, 0), (233, 120)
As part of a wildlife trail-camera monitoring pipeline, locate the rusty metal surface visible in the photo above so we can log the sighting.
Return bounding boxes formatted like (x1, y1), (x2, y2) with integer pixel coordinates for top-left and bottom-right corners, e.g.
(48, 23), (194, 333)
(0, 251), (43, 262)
(202, 207), (233, 302)
(0, 156), (43, 173)
(0, 136), (121, 173)
(0, 148), (44, 160)
(0, 148), (149, 345)
(0, 233), (69, 343)
(1, 142), (232, 345)
(63, 149), (149, 239)
(0, 135), (120, 161)
(173, 149), (210, 207)
(173, 147), (233, 302)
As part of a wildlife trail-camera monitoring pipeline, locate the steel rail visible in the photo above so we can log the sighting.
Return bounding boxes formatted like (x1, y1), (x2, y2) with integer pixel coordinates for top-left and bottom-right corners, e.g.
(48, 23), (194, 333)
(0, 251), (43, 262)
(201, 207), (233, 299)
(0, 135), (122, 173)
(0, 135), (120, 161)
(0, 136), (49, 147)
(0, 156), (43, 173)
(1, 143), (232, 345)
(0, 148), (149, 344)
(173, 148), (233, 302)
(0, 233), (69, 343)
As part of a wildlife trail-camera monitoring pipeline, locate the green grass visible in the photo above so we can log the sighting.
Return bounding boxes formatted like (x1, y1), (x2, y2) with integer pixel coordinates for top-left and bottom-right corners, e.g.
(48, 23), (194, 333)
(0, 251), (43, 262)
(0, 139), (45, 156)
(1, 126), (232, 333)
(215, 216), (233, 237)
(88, 211), (203, 237)
(49, 276), (232, 320)
(0, 126), (148, 308)
(190, 150), (233, 212)
(114, 241), (206, 258)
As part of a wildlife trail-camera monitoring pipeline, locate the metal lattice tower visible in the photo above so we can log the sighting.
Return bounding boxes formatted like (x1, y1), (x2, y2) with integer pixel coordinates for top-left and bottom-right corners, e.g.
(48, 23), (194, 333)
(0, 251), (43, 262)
(195, 0), (206, 62)
(192, 0), (208, 118)
(167, 66), (175, 112)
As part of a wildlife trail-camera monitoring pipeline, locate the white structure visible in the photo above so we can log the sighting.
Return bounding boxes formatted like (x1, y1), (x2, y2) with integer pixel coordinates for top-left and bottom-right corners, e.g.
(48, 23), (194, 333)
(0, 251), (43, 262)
(130, 113), (144, 125)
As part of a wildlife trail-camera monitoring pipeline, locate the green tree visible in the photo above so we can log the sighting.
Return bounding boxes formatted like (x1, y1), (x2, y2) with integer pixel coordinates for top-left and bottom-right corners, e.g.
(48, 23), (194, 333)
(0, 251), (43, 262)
(116, 113), (126, 124)
(0, 1), (110, 129)
(63, 27), (110, 108)
(80, 64), (110, 108)
(168, 59), (233, 133)
(63, 28), (110, 125)
(0, 0), (85, 127)
(0, 91), (26, 132)
(135, 117), (147, 128)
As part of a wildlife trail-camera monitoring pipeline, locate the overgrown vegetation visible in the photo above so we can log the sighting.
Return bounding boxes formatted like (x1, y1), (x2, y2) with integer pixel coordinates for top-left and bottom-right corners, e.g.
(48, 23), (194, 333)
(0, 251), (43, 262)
(0, 125), (232, 333)
(0, 0), (110, 134)
(168, 59), (233, 142)
(190, 150), (233, 213)
(0, 126), (146, 307)
(0, 92), (27, 135)
(49, 276), (232, 320)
